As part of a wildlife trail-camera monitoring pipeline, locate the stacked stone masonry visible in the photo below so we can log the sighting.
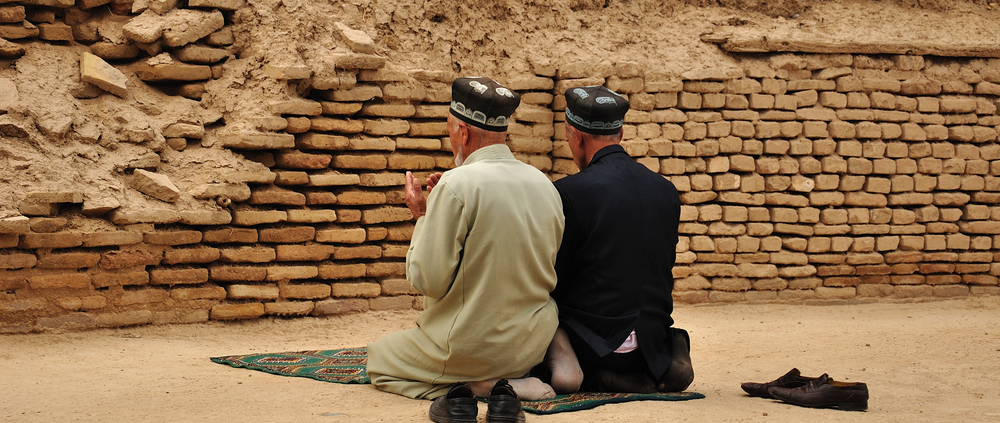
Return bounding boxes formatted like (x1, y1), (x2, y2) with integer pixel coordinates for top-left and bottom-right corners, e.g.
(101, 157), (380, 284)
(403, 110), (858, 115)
(2, 1), (1000, 332)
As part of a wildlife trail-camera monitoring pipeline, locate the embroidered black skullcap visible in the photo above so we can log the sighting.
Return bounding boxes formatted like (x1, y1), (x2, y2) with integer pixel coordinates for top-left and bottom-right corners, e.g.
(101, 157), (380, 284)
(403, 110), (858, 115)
(450, 77), (520, 132)
(564, 86), (629, 135)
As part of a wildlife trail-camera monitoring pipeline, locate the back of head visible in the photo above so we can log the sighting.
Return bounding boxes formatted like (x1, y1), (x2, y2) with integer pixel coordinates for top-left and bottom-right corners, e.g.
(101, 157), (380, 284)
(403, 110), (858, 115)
(450, 77), (520, 135)
(564, 86), (629, 139)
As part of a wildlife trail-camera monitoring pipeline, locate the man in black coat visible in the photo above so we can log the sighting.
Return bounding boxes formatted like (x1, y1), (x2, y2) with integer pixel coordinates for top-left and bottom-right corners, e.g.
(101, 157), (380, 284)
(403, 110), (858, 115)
(542, 86), (693, 394)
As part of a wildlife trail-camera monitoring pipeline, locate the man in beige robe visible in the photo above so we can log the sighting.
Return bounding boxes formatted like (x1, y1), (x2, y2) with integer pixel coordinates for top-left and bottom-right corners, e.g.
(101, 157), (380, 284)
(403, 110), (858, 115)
(366, 77), (565, 401)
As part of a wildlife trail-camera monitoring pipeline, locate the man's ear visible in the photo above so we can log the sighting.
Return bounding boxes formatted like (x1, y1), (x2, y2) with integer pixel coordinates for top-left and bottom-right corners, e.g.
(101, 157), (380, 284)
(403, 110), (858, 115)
(456, 120), (471, 146)
(567, 125), (581, 147)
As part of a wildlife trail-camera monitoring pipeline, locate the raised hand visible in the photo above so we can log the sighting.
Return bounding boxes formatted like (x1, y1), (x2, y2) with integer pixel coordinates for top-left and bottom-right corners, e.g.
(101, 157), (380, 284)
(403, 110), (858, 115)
(425, 172), (443, 194)
(404, 171), (428, 219)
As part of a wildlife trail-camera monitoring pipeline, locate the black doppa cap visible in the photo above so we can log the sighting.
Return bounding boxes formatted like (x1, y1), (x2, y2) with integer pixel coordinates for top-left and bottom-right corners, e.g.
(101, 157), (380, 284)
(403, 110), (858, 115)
(564, 86), (629, 135)
(450, 77), (520, 132)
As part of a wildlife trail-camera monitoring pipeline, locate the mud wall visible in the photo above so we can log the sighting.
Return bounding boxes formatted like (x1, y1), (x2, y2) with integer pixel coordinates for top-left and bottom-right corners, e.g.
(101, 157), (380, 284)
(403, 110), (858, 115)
(2, 1), (1000, 333)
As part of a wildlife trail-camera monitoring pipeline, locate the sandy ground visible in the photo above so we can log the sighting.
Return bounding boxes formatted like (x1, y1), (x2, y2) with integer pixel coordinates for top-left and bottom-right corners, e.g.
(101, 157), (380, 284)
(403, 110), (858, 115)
(2, 297), (999, 422)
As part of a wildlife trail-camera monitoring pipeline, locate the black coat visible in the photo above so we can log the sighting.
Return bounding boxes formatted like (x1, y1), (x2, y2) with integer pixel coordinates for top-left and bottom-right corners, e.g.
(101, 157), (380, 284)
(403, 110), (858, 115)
(552, 144), (681, 379)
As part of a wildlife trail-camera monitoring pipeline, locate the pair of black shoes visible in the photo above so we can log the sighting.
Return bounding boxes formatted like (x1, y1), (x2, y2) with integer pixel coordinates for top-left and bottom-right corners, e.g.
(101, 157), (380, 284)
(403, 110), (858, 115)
(741, 368), (869, 411)
(429, 379), (526, 423)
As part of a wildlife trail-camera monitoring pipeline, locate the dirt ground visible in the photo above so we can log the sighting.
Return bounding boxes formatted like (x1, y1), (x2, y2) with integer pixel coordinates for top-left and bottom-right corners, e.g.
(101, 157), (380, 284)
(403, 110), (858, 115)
(3, 296), (999, 422)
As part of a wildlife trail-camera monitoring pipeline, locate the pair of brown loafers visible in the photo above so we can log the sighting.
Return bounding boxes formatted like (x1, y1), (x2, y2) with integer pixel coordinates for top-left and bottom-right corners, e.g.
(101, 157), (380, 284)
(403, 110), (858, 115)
(428, 379), (526, 423)
(741, 368), (869, 411)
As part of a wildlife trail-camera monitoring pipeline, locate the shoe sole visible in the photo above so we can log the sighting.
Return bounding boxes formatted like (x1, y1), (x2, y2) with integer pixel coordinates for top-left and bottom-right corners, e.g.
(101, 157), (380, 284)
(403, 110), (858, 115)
(429, 411), (478, 423)
(485, 413), (526, 423)
(775, 398), (868, 411)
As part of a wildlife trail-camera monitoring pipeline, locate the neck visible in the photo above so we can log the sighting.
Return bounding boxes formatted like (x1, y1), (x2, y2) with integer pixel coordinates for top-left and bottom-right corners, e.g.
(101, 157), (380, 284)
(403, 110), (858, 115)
(582, 141), (617, 166)
(464, 128), (506, 158)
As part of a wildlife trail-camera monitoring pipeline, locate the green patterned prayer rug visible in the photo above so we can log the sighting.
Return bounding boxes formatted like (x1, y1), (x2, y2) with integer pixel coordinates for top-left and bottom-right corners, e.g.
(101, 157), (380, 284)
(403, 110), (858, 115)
(211, 347), (705, 414)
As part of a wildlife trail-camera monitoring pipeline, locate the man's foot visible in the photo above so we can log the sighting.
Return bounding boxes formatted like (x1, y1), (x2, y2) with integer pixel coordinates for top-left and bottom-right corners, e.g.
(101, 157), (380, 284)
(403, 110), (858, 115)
(469, 377), (556, 400)
(592, 369), (657, 393)
(657, 328), (694, 392)
(545, 328), (584, 394)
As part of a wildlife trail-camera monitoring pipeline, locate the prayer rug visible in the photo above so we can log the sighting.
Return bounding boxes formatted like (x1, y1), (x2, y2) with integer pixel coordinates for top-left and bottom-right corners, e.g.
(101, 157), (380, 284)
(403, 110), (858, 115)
(211, 347), (704, 414)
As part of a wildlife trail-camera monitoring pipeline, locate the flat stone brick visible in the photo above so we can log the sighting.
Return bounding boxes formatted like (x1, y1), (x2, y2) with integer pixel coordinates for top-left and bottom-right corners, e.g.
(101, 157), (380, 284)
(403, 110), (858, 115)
(275, 244), (336, 262)
(892, 285), (934, 298)
(312, 298), (368, 316)
(369, 295), (417, 310)
(0, 216), (30, 234)
(29, 273), (92, 289)
(18, 232), (83, 249)
(316, 228), (367, 244)
(282, 283), (331, 300)
(333, 245), (382, 260)
(857, 284), (894, 297)
(265, 301), (315, 316)
(179, 210), (232, 226)
(95, 310), (153, 328)
(707, 291), (744, 302)
(231, 210), (287, 226)
(0, 253), (37, 270)
(330, 282), (381, 298)
(210, 266), (266, 282)
(258, 226), (316, 243)
(248, 186), (305, 206)
(296, 132), (350, 150)
(361, 207), (412, 224)
(219, 132), (295, 150)
(82, 231), (143, 247)
(227, 284), (279, 300)
(814, 286), (856, 299)
(274, 151), (332, 169)
(36, 252), (101, 269)
(211, 303), (264, 320)
(964, 275), (999, 285)
(317, 263), (366, 279)
(170, 286), (227, 301)
(332, 155), (388, 170)
(163, 247), (221, 264)
(265, 265), (318, 281)
(380, 278), (419, 296)
(673, 291), (710, 304)
(90, 270), (149, 288)
(219, 246), (276, 263)
(286, 210), (338, 224)
(115, 288), (169, 306)
(100, 249), (163, 270)
(149, 268), (208, 285)
(366, 262), (405, 277)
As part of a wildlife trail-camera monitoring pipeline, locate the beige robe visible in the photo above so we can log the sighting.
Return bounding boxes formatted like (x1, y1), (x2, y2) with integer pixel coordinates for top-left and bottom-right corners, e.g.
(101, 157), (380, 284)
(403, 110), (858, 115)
(366, 144), (564, 399)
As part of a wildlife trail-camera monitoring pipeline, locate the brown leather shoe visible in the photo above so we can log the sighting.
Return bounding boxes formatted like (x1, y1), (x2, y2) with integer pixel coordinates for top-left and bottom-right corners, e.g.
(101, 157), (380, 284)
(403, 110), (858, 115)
(768, 374), (869, 411)
(741, 368), (817, 398)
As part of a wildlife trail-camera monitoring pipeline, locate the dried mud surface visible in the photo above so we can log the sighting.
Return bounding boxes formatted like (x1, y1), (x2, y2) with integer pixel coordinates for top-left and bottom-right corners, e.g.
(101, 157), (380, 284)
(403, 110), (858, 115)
(4, 0), (1000, 223)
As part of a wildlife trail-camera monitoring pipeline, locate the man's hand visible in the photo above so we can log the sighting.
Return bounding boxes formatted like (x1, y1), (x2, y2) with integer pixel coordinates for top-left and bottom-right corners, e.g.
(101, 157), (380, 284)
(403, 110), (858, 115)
(404, 171), (428, 220)
(425, 172), (443, 194)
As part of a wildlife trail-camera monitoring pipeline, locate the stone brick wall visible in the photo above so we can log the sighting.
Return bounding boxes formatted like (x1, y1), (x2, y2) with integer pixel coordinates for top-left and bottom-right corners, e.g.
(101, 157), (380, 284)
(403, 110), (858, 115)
(2, 1), (1000, 332)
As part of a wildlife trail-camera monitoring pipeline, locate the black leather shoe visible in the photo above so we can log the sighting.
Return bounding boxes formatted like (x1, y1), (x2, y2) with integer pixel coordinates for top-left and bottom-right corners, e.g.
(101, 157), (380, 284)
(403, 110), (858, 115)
(741, 368), (817, 398)
(486, 379), (525, 423)
(429, 382), (478, 423)
(768, 374), (869, 411)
